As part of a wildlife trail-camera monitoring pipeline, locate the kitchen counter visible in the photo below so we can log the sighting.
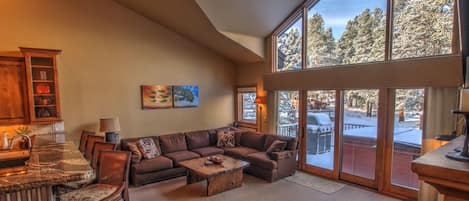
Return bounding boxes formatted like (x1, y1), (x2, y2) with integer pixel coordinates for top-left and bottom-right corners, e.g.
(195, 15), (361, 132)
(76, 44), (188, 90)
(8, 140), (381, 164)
(0, 135), (93, 200)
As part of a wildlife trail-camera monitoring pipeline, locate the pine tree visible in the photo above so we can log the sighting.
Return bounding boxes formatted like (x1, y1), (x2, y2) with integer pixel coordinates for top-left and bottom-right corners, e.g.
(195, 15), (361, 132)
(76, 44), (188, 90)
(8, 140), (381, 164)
(337, 19), (358, 64)
(392, 0), (453, 59)
(277, 27), (302, 70)
(324, 27), (337, 65)
(307, 14), (330, 67)
(370, 8), (385, 61)
(351, 9), (374, 63)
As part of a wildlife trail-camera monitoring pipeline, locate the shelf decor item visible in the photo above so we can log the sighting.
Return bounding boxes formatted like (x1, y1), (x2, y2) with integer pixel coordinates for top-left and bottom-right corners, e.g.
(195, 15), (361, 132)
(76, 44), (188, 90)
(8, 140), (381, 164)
(39, 71), (47, 80)
(173, 85), (199, 108)
(141, 85), (173, 109)
(35, 83), (51, 94)
(100, 117), (121, 144)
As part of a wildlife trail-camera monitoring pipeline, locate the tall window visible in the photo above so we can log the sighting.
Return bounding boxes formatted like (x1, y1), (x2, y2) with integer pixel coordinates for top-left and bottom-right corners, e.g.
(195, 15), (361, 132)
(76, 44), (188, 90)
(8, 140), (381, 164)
(307, 0), (386, 68)
(276, 17), (303, 72)
(392, 0), (454, 59)
(277, 91), (300, 137)
(274, 0), (457, 72)
(237, 87), (257, 123)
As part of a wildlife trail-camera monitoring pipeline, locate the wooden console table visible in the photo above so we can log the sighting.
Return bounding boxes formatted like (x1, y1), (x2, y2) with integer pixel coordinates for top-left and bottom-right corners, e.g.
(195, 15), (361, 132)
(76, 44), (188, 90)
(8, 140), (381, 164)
(412, 136), (469, 201)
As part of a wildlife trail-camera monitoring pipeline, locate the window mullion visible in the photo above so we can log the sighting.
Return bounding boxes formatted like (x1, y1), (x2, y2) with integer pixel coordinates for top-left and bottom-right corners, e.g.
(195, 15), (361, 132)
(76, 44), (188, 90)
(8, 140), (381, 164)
(385, 0), (393, 61)
(302, 6), (308, 70)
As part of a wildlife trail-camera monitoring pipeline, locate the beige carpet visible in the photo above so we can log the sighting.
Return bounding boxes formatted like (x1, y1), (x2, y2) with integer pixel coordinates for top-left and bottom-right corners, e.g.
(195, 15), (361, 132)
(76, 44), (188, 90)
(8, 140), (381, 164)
(285, 171), (345, 194)
(129, 172), (401, 201)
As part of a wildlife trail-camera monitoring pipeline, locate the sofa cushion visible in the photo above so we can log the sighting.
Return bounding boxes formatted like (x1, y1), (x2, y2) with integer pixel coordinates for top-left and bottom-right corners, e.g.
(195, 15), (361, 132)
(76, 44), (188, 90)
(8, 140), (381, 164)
(246, 152), (278, 170)
(164, 150), (200, 164)
(223, 147), (259, 159)
(217, 131), (236, 148)
(266, 140), (287, 154)
(133, 156), (173, 174)
(240, 132), (266, 151)
(208, 131), (218, 146)
(137, 138), (161, 159)
(264, 134), (298, 151)
(191, 146), (224, 156)
(159, 133), (187, 154)
(185, 130), (210, 149)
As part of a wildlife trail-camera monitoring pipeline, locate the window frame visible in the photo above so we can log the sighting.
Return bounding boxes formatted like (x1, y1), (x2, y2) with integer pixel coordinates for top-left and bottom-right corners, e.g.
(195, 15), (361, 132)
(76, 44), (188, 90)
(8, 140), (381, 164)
(271, 0), (461, 73)
(235, 85), (258, 125)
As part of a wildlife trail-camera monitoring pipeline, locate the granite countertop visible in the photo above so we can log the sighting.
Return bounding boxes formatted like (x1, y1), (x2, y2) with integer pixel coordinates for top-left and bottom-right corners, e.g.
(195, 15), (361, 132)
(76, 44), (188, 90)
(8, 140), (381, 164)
(0, 141), (93, 193)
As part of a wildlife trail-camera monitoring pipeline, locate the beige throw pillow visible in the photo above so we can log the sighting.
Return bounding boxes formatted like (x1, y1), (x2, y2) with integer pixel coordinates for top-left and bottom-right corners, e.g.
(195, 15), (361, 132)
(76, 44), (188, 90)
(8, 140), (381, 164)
(137, 138), (161, 159)
(127, 142), (142, 161)
(216, 131), (235, 148)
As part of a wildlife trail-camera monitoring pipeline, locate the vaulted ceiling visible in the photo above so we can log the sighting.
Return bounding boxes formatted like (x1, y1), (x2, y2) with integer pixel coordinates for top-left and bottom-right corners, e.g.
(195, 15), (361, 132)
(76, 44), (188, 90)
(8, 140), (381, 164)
(114, 0), (303, 64)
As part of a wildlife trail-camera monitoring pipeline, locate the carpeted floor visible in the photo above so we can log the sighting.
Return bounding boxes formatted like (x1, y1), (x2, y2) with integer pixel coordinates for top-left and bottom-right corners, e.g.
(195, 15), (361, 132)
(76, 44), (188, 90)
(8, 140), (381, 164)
(129, 172), (401, 201)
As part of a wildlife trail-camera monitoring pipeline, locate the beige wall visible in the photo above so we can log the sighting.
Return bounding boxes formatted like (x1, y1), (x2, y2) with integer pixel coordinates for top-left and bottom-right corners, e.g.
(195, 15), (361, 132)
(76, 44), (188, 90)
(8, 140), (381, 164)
(236, 38), (274, 132)
(0, 0), (236, 143)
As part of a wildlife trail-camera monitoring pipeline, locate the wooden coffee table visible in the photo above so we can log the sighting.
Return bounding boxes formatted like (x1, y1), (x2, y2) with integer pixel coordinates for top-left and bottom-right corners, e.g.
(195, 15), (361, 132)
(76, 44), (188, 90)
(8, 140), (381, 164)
(179, 154), (249, 196)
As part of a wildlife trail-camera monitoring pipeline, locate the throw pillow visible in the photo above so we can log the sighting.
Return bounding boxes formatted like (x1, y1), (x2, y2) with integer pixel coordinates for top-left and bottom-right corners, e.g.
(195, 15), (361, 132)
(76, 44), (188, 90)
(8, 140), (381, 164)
(127, 142), (142, 161)
(266, 140), (287, 154)
(216, 130), (235, 148)
(137, 138), (161, 159)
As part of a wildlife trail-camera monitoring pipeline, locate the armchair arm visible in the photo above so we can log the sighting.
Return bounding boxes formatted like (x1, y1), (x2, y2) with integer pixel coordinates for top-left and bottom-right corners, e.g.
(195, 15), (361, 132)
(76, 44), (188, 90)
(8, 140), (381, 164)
(269, 150), (295, 161)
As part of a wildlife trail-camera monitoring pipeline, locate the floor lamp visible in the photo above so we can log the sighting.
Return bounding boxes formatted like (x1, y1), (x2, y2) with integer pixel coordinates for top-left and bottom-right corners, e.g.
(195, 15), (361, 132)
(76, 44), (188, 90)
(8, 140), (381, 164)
(254, 96), (266, 132)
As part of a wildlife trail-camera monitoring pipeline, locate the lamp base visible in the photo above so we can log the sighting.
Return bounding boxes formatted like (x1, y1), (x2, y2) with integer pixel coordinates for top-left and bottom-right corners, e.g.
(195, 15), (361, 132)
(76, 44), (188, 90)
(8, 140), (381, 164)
(105, 132), (119, 144)
(446, 151), (469, 162)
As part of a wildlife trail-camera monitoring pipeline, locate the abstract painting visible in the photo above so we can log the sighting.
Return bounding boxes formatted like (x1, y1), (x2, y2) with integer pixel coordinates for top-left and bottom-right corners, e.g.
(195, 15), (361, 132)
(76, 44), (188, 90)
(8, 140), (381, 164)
(173, 85), (199, 108)
(141, 85), (173, 109)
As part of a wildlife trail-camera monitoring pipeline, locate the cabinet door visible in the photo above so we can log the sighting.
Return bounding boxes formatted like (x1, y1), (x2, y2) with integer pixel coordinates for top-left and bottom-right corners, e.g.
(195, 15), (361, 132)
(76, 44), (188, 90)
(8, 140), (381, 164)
(0, 59), (27, 124)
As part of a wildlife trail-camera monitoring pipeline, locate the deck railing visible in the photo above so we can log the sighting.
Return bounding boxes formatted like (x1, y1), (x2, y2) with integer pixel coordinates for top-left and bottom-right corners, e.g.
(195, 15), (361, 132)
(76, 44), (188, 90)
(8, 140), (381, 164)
(277, 123), (372, 137)
(277, 124), (298, 137)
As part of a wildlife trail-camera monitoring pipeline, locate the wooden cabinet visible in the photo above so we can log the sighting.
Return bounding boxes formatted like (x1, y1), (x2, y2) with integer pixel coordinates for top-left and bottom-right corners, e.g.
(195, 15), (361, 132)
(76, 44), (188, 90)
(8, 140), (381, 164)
(20, 47), (62, 123)
(0, 57), (29, 125)
(0, 48), (61, 125)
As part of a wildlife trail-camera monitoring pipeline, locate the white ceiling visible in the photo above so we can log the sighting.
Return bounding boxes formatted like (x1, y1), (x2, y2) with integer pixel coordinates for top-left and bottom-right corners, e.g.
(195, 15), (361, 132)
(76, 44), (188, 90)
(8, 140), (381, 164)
(196, 0), (303, 37)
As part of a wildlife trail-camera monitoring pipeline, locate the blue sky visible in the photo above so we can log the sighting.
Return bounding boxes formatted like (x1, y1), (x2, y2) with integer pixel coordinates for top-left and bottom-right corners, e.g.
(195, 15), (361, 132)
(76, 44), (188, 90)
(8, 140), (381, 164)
(286, 0), (386, 40)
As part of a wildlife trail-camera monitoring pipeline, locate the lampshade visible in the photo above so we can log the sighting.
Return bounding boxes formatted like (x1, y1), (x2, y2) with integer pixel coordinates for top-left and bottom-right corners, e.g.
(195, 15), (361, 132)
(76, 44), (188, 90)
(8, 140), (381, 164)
(254, 96), (265, 104)
(99, 117), (121, 133)
(460, 88), (469, 112)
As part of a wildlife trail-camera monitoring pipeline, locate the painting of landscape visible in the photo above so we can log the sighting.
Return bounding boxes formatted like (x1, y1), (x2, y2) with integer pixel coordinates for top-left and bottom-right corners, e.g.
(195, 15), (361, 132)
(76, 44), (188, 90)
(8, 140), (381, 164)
(173, 85), (199, 108)
(141, 85), (173, 109)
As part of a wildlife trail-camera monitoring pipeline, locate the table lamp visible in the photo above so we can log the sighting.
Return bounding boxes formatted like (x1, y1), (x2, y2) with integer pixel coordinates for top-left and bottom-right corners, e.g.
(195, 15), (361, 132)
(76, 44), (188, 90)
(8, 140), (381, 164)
(100, 117), (120, 144)
(446, 88), (469, 161)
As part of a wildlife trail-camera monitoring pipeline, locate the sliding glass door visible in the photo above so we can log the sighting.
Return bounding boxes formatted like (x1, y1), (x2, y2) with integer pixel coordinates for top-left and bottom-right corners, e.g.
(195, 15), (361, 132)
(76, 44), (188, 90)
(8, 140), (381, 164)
(274, 88), (425, 199)
(303, 90), (338, 176)
(340, 89), (379, 187)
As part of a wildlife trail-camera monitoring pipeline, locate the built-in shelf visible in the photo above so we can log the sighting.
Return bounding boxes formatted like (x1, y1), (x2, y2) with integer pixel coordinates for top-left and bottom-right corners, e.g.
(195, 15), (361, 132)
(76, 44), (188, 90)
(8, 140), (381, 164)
(31, 65), (53, 69)
(35, 105), (56, 107)
(33, 94), (55, 96)
(33, 80), (54, 83)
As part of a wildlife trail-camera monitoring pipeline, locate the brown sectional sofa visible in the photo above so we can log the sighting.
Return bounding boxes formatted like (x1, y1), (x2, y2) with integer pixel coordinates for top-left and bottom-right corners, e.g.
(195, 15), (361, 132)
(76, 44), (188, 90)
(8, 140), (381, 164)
(121, 127), (298, 186)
